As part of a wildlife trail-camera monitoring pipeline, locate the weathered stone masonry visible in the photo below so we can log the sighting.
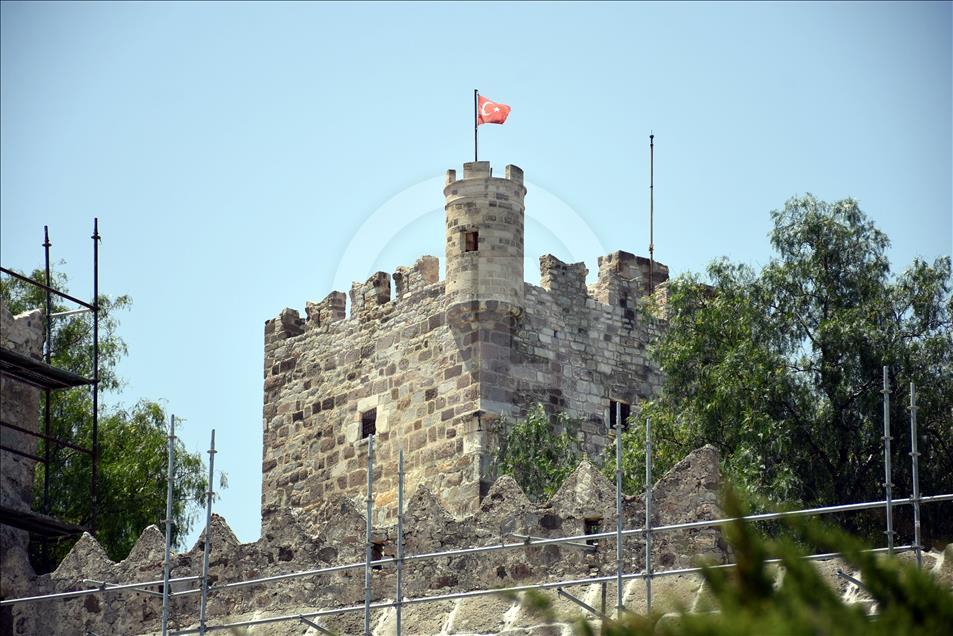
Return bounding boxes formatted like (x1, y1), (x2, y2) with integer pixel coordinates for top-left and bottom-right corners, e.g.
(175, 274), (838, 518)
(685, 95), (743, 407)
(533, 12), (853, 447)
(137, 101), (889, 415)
(261, 161), (670, 532)
(0, 302), (45, 608)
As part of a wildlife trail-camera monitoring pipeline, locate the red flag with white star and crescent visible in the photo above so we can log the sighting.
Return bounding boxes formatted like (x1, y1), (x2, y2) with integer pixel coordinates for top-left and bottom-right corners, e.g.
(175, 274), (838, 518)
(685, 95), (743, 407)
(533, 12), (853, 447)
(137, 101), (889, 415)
(477, 95), (511, 125)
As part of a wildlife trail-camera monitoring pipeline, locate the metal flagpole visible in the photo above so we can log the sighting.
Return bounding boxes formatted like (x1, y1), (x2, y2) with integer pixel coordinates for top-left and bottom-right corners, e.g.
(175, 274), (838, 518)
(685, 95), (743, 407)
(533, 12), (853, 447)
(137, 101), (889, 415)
(42, 227), (52, 516)
(161, 414), (176, 636)
(644, 417), (653, 613)
(364, 435), (375, 636)
(199, 430), (217, 635)
(396, 450), (405, 635)
(615, 401), (623, 613)
(909, 383), (922, 567)
(473, 89), (479, 162)
(42, 226), (53, 570)
(882, 366), (894, 555)
(91, 218), (100, 533)
(648, 134), (655, 294)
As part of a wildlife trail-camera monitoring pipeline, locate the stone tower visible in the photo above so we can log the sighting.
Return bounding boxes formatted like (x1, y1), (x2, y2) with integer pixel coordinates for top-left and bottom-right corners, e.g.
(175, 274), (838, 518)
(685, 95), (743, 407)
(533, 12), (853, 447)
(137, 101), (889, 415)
(444, 162), (526, 310)
(260, 160), (668, 532)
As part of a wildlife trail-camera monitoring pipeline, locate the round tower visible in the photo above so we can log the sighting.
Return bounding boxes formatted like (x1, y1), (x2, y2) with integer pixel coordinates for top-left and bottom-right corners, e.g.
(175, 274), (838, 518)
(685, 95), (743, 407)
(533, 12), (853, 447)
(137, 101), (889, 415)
(444, 161), (526, 310)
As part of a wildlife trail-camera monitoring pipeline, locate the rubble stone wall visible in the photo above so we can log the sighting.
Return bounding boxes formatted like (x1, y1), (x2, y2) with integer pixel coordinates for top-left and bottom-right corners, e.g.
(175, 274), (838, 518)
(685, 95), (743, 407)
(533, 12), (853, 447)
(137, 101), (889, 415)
(7, 447), (734, 635)
(0, 301), (45, 607)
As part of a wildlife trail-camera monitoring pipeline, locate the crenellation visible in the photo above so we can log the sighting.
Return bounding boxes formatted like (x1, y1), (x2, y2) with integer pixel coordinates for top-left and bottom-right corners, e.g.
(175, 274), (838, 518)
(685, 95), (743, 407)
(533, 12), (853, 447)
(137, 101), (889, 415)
(393, 255), (439, 300)
(305, 290), (347, 327)
(539, 254), (589, 301)
(349, 271), (392, 319)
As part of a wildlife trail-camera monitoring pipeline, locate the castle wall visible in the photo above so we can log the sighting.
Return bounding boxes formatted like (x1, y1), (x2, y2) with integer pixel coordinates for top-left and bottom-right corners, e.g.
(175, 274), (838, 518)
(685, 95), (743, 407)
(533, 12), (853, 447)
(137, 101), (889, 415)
(262, 250), (669, 524)
(0, 302), (44, 615)
(479, 251), (670, 461)
(8, 447), (739, 636)
(261, 161), (670, 525)
(261, 257), (486, 530)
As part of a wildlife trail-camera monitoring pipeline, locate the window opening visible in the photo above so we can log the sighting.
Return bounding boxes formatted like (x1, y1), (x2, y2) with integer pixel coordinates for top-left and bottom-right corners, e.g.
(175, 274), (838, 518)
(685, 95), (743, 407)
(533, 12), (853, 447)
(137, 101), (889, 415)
(464, 230), (479, 253)
(361, 408), (377, 438)
(584, 518), (602, 546)
(608, 400), (631, 431)
(371, 542), (384, 570)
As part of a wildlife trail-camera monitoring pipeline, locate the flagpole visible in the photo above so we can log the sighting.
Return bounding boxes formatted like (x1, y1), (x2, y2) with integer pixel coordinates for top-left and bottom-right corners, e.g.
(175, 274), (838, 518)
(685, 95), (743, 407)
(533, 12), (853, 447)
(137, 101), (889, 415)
(649, 133), (655, 294)
(473, 89), (479, 162)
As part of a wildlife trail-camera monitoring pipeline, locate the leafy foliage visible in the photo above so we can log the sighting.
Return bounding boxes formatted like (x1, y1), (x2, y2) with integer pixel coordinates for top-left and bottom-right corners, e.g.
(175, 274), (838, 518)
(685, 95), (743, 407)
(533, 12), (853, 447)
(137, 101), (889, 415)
(632, 195), (953, 541)
(570, 490), (953, 636)
(1, 267), (210, 565)
(493, 404), (582, 502)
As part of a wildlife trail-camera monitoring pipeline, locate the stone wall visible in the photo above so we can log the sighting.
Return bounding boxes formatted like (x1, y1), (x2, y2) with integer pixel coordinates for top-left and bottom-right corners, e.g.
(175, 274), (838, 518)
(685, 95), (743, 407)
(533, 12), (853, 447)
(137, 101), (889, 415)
(6, 446), (733, 635)
(262, 256), (484, 533)
(262, 247), (669, 530)
(8, 444), (952, 635)
(0, 301), (45, 609)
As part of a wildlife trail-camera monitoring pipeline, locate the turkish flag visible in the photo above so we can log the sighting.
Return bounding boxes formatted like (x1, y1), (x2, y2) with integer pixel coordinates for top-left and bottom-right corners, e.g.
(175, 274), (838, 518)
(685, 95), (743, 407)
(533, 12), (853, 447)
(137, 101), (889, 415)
(477, 95), (511, 125)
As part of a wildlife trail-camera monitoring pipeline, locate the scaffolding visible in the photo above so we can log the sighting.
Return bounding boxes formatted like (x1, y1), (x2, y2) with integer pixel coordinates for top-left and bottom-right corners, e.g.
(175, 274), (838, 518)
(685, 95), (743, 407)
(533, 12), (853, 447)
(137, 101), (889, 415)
(1, 368), (949, 635)
(0, 221), (102, 552)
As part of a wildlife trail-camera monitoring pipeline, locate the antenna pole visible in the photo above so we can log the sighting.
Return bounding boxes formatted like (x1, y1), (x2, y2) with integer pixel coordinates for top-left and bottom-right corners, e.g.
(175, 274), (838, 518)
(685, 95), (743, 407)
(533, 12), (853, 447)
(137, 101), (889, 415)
(649, 134), (655, 294)
(474, 89), (479, 162)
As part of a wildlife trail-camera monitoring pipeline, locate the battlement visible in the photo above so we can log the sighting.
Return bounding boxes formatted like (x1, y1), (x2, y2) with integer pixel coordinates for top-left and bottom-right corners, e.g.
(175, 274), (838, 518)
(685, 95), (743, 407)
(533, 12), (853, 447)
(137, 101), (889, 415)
(264, 248), (668, 348)
(445, 161), (525, 185)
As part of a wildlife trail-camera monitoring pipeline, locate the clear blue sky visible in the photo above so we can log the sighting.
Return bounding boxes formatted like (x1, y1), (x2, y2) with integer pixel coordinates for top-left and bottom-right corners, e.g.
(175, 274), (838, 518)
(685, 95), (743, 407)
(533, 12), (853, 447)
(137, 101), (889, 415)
(2, 1), (950, 548)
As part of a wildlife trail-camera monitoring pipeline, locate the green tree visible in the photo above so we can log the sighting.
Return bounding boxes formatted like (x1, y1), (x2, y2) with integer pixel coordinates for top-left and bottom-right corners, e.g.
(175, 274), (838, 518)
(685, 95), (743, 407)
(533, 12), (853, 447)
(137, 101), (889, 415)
(1, 267), (210, 565)
(618, 195), (952, 541)
(493, 404), (582, 502)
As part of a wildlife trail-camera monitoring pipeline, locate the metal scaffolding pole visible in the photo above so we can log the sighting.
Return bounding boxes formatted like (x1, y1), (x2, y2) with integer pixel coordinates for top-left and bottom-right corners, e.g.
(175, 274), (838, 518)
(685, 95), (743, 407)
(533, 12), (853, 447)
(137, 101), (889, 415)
(161, 414), (176, 636)
(882, 366), (894, 555)
(364, 434), (375, 636)
(0, 575), (202, 606)
(157, 493), (949, 600)
(4, 494), (953, 611)
(199, 430), (216, 635)
(168, 545), (913, 635)
(42, 227), (52, 517)
(91, 218), (100, 534)
(396, 449), (405, 635)
(614, 401), (623, 613)
(909, 383), (922, 568)
(644, 417), (653, 614)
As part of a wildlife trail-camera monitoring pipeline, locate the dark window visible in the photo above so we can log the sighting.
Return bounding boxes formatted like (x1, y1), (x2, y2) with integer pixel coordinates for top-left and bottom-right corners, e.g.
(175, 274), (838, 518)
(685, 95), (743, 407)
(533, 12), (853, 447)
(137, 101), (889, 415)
(371, 542), (384, 570)
(584, 518), (602, 546)
(608, 400), (631, 431)
(361, 408), (377, 438)
(464, 230), (479, 252)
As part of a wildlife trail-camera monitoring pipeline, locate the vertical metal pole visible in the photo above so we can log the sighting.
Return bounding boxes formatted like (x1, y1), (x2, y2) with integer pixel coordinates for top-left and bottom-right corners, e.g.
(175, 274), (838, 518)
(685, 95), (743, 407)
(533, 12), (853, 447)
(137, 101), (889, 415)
(909, 383), (922, 568)
(41, 227), (53, 570)
(199, 429), (216, 635)
(161, 414), (176, 636)
(364, 434), (375, 636)
(473, 89), (479, 162)
(42, 227), (52, 516)
(648, 133), (655, 294)
(600, 581), (607, 618)
(644, 417), (653, 613)
(91, 218), (100, 534)
(882, 366), (894, 555)
(615, 401), (623, 612)
(396, 449), (404, 635)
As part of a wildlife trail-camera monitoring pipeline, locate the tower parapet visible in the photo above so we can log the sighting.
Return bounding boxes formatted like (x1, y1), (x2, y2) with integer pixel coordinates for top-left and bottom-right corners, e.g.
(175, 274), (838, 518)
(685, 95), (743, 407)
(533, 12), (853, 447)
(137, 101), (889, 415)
(444, 162), (526, 311)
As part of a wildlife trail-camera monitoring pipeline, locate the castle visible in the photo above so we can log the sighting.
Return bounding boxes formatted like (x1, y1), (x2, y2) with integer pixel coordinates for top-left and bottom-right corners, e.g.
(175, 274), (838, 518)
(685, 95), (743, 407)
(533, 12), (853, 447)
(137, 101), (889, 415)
(261, 161), (668, 528)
